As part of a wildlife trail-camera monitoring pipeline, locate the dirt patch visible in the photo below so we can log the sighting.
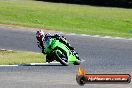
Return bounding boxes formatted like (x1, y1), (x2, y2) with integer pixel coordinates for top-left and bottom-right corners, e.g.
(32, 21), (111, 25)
(0, 24), (62, 34)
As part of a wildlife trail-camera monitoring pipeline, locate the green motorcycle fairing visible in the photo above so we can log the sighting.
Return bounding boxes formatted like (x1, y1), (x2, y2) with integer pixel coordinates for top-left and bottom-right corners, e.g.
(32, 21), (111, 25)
(44, 38), (77, 64)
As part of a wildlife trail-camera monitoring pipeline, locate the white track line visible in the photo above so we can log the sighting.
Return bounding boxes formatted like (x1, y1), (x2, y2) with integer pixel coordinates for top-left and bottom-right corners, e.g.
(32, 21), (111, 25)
(0, 62), (61, 67)
(0, 49), (13, 51)
(0, 61), (87, 66)
(62, 33), (132, 40)
(0, 49), (6, 51)
(30, 62), (61, 65)
(0, 65), (19, 67)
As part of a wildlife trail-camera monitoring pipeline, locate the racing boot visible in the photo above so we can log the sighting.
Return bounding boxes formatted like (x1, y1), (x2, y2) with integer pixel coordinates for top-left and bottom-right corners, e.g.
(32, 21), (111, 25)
(46, 54), (54, 63)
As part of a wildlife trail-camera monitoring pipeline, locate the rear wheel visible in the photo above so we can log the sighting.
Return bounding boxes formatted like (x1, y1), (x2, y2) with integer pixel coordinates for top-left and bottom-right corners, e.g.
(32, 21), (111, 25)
(54, 50), (68, 66)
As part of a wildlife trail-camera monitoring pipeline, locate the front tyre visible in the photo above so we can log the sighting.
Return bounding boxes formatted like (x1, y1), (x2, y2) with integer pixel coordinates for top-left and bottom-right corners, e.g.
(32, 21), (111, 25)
(73, 53), (81, 65)
(74, 59), (81, 65)
(54, 50), (68, 66)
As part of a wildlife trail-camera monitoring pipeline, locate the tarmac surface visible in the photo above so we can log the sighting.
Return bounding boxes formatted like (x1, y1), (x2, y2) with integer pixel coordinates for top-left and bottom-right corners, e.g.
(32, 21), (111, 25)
(0, 26), (131, 88)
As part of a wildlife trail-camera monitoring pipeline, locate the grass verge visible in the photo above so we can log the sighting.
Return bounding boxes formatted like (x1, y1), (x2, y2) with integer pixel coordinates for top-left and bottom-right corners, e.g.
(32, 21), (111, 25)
(0, 0), (132, 37)
(0, 50), (45, 65)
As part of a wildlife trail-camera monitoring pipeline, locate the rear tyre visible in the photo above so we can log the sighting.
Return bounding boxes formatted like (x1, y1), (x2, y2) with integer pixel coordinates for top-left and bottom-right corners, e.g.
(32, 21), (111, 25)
(54, 50), (68, 66)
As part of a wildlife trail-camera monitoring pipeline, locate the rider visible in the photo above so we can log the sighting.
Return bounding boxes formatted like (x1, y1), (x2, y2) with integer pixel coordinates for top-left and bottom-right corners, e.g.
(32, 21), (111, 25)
(36, 30), (75, 54)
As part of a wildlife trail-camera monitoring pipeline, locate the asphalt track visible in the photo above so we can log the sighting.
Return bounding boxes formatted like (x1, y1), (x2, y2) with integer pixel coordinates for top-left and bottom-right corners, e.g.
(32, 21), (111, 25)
(0, 26), (132, 88)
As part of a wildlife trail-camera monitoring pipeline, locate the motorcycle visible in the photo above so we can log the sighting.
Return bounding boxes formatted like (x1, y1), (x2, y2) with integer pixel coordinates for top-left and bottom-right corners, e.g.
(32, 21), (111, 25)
(43, 37), (81, 66)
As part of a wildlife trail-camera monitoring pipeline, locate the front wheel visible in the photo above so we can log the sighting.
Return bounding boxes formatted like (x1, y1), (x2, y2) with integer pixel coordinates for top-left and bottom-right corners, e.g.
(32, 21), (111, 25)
(73, 52), (81, 65)
(74, 59), (81, 65)
(54, 50), (68, 66)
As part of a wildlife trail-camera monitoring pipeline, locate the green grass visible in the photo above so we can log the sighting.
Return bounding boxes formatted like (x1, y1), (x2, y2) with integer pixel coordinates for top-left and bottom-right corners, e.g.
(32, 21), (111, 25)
(0, 50), (45, 65)
(0, 0), (132, 37)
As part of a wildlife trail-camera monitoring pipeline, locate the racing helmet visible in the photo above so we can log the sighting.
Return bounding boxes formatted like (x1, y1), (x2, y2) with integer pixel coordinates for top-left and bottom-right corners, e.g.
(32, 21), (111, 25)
(36, 30), (44, 42)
